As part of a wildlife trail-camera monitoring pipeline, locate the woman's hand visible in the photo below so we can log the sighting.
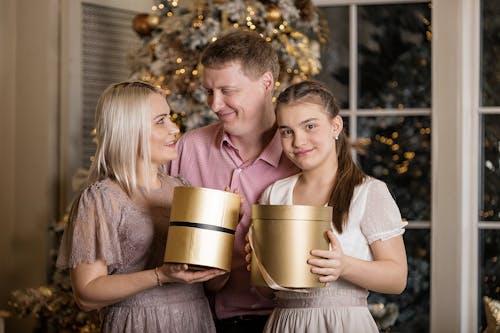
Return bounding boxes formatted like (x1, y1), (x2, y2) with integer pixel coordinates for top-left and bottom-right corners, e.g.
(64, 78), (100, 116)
(158, 263), (226, 284)
(307, 230), (344, 283)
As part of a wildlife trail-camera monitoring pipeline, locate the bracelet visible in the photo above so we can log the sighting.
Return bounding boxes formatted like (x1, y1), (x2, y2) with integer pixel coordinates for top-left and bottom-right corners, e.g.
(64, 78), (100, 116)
(154, 267), (163, 287)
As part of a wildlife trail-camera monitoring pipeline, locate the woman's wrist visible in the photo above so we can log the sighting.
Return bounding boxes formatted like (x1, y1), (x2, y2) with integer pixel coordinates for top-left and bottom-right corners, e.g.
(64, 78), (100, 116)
(154, 266), (171, 286)
(154, 267), (163, 286)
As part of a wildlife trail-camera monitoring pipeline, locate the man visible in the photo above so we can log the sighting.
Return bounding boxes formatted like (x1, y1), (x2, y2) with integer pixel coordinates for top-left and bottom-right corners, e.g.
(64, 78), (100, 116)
(169, 30), (299, 332)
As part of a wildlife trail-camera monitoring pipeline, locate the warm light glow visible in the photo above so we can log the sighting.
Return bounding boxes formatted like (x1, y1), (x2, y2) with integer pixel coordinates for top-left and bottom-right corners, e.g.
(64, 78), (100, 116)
(404, 152), (415, 159)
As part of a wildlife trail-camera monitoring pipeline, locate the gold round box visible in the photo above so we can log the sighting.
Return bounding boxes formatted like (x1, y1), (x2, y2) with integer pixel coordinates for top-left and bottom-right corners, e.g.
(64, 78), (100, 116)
(251, 204), (332, 289)
(164, 187), (240, 271)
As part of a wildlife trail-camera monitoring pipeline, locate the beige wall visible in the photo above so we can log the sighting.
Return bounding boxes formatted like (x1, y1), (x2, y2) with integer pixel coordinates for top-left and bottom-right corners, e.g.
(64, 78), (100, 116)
(0, 0), (60, 331)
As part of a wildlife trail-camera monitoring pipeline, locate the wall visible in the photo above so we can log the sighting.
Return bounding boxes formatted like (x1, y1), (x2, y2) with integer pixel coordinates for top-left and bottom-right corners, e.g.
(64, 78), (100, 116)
(0, 0), (60, 331)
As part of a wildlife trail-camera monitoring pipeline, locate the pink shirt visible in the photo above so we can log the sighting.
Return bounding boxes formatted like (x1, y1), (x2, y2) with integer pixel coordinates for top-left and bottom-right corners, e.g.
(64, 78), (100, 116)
(168, 122), (299, 319)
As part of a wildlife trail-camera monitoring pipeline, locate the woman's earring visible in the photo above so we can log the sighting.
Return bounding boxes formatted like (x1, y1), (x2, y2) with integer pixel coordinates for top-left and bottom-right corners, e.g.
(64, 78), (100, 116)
(335, 133), (339, 140)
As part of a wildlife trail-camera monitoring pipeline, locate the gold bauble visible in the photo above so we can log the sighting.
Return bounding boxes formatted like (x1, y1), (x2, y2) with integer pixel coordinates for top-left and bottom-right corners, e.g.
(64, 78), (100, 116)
(192, 18), (204, 28)
(146, 14), (161, 29)
(132, 13), (152, 36)
(291, 75), (302, 84)
(266, 7), (282, 23)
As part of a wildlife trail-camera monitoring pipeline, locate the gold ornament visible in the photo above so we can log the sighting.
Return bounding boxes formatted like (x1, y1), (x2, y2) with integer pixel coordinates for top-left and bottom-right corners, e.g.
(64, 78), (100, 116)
(192, 16), (204, 28)
(291, 75), (302, 84)
(483, 296), (500, 332)
(146, 14), (161, 29)
(266, 7), (282, 23)
(132, 13), (152, 36)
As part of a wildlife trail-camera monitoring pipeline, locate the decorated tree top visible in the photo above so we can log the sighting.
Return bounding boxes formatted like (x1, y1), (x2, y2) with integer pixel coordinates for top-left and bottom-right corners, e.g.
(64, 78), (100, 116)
(128, 0), (327, 130)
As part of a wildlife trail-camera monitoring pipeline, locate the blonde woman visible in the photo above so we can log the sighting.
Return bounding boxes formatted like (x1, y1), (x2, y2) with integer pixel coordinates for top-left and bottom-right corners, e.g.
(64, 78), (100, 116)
(57, 81), (224, 333)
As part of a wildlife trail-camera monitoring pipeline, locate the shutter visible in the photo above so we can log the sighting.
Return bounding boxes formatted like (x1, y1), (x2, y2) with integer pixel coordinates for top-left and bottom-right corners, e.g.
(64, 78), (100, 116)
(81, 3), (141, 168)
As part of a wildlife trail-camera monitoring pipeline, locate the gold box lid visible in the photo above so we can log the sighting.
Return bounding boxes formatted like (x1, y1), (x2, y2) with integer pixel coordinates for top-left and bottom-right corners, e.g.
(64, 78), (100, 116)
(252, 204), (332, 221)
(171, 186), (240, 230)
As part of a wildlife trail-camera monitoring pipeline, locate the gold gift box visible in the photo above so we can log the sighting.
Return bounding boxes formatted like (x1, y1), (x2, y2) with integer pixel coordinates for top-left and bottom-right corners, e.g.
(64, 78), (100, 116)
(164, 186), (240, 271)
(251, 204), (332, 289)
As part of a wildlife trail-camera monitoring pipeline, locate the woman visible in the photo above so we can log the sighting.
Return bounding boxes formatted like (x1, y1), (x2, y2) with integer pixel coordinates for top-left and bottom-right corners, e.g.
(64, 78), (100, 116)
(253, 80), (408, 332)
(57, 81), (224, 332)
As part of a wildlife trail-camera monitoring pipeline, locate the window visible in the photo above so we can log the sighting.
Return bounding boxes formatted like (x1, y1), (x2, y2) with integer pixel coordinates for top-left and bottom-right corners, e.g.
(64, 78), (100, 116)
(316, 0), (499, 331)
(314, 2), (431, 331)
(478, 0), (500, 330)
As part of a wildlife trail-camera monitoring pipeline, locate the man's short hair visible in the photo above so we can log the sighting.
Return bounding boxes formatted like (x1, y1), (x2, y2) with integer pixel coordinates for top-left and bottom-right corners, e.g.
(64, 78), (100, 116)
(201, 30), (280, 81)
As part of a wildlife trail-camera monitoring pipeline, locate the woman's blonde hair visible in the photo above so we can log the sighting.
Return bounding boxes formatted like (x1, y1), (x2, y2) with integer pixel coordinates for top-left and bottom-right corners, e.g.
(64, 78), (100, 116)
(88, 80), (164, 195)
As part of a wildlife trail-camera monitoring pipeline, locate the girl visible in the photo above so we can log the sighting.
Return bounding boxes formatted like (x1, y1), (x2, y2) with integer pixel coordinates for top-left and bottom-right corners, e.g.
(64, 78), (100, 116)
(255, 80), (407, 332)
(57, 81), (224, 332)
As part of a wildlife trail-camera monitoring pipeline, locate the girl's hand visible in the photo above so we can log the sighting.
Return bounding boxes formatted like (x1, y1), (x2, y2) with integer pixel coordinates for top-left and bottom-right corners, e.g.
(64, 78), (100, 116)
(158, 263), (225, 284)
(244, 232), (252, 272)
(225, 186), (245, 220)
(307, 230), (344, 283)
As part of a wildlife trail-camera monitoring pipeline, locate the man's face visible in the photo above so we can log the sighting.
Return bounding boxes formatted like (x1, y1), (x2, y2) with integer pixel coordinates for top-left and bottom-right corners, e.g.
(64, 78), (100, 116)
(202, 62), (271, 138)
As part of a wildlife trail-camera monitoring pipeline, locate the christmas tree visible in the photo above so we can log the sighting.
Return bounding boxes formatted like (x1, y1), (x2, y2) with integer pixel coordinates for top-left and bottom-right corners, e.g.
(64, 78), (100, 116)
(128, 0), (326, 130)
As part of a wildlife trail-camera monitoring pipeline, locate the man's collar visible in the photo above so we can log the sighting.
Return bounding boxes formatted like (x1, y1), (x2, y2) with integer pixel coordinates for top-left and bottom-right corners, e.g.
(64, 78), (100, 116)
(218, 124), (283, 167)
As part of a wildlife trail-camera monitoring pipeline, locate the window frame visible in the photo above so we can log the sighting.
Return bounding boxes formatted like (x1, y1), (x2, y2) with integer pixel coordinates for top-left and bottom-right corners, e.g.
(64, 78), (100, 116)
(313, 0), (480, 331)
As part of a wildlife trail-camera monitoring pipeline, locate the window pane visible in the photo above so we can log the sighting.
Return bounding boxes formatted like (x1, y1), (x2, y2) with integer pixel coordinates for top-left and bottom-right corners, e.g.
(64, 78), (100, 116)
(479, 229), (500, 332)
(368, 228), (430, 332)
(357, 3), (431, 109)
(480, 115), (500, 222)
(481, 0), (500, 106)
(357, 116), (431, 221)
(314, 6), (349, 109)
(341, 116), (349, 135)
